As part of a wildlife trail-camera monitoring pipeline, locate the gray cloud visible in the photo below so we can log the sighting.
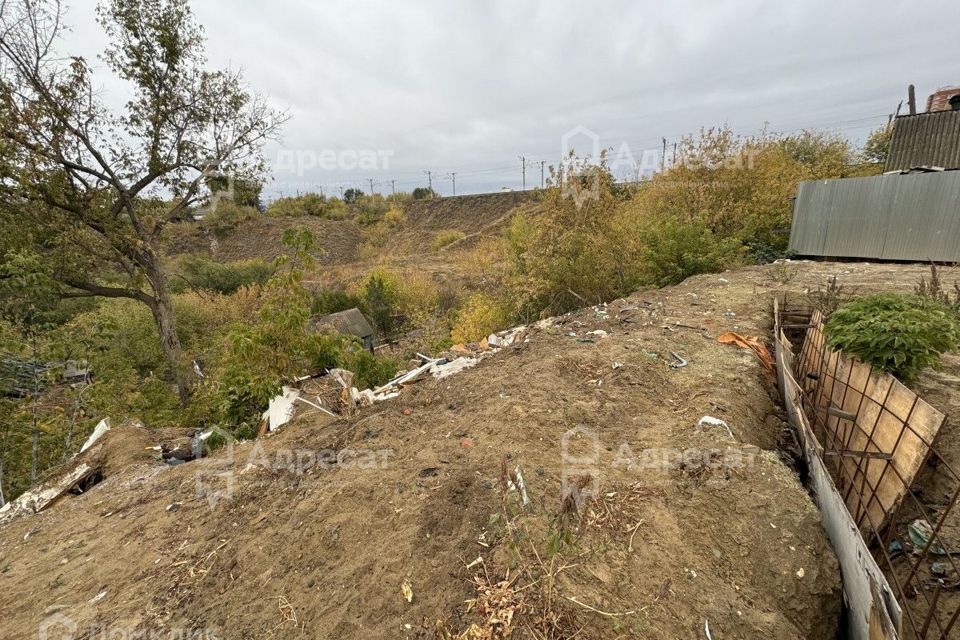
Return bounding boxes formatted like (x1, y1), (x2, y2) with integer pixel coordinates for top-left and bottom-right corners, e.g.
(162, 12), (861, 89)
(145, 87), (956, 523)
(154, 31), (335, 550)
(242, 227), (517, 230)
(58, 0), (960, 197)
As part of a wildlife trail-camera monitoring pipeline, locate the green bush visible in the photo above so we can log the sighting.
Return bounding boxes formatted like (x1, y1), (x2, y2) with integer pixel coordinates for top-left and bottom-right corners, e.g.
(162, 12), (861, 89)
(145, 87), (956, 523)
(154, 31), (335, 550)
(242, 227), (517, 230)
(635, 217), (740, 287)
(199, 202), (260, 237)
(312, 289), (364, 316)
(171, 256), (274, 294)
(267, 193), (348, 219)
(824, 294), (960, 381)
(341, 347), (399, 389)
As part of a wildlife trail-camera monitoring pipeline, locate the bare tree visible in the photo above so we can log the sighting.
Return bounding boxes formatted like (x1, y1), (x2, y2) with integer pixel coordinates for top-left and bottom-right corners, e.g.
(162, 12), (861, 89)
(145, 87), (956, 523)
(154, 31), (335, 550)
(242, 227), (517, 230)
(0, 0), (286, 402)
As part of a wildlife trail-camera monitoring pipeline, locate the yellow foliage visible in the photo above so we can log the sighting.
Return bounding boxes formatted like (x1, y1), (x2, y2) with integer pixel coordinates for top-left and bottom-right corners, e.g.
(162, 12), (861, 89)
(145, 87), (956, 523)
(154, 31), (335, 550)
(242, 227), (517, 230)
(432, 229), (466, 251)
(383, 207), (407, 227)
(451, 293), (511, 344)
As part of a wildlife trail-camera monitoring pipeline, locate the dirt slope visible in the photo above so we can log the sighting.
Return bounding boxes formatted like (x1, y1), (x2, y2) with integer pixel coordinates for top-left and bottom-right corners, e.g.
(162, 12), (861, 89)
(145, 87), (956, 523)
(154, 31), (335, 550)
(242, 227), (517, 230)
(385, 191), (539, 254)
(15, 261), (935, 639)
(162, 191), (539, 267)
(163, 216), (365, 265)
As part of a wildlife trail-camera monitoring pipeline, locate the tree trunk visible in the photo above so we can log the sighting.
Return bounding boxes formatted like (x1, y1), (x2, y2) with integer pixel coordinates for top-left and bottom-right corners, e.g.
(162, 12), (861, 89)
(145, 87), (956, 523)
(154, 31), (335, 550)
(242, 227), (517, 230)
(145, 258), (191, 406)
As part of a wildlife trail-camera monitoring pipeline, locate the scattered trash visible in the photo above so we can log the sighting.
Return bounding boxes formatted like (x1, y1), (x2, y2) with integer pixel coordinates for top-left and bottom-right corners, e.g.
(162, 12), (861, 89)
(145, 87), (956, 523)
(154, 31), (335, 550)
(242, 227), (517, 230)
(401, 579), (414, 603)
(669, 352), (688, 369)
(931, 561), (948, 576)
(796, 567), (805, 579)
(80, 418), (111, 453)
(586, 329), (608, 339)
(889, 540), (904, 554)
(717, 332), (775, 373)
(263, 386), (301, 432)
(511, 466), (530, 506)
(704, 619), (713, 640)
(612, 362), (623, 369)
(697, 416), (734, 440)
(908, 519), (948, 555)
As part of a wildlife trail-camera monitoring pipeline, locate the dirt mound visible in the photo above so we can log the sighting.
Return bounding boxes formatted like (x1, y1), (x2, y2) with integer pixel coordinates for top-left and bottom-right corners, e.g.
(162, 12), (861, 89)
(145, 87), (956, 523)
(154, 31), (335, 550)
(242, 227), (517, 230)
(0, 263), (874, 640)
(386, 191), (539, 255)
(163, 216), (364, 265)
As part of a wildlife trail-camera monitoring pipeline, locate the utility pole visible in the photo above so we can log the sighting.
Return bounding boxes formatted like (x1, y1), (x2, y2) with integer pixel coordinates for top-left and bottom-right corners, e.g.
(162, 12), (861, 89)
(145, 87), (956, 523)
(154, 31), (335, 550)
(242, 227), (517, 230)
(423, 170), (433, 191)
(908, 84), (917, 115)
(661, 138), (667, 172)
(338, 184), (344, 198)
(447, 172), (457, 196)
(518, 156), (527, 190)
(539, 160), (545, 188)
(390, 179), (396, 195)
(367, 178), (375, 195)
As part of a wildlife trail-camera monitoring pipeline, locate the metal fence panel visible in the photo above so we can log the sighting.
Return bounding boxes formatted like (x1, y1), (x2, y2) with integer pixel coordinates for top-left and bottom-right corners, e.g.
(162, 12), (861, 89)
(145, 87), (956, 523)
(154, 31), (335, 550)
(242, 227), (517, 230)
(789, 172), (960, 261)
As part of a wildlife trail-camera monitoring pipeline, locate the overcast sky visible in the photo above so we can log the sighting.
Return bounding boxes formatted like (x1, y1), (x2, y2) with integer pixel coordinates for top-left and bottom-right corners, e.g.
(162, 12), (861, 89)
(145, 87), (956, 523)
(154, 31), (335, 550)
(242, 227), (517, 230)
(59, 0), (960, 198)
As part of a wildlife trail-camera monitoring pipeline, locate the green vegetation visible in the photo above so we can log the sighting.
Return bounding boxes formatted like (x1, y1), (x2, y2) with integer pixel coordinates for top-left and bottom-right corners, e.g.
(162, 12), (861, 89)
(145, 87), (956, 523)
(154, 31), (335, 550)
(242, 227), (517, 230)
(0, 0), (285, 404)
(198, 203), (262, 237)
(267, 193), (349, 219)
(824, 294), (960, 381)
(170, 256), (274, 295)
(0, 3), (899, 509)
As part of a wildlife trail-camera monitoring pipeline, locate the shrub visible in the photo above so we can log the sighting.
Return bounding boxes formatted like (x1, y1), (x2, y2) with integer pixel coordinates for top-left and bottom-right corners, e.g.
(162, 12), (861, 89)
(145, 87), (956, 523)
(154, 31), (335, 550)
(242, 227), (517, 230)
(412, 187), (437, 200)
(199, 202), (260, 237)
(357, 272), (400, 336)
(451, 293), (512, 344)
(633, 217), (740, 287)
(341, 348), (399, 389)
(267, 193), (348, 219)
(312, 289), (364, 316)
(824, 294), (960, 381)
(383, 207), (407, 227)
(432, 230), (466, 251)
(171, 256), (274, 294)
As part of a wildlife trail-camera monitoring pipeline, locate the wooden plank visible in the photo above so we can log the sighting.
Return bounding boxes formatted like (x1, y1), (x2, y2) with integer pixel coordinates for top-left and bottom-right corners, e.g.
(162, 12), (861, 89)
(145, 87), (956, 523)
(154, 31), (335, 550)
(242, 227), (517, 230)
(775, 326), (901, 640)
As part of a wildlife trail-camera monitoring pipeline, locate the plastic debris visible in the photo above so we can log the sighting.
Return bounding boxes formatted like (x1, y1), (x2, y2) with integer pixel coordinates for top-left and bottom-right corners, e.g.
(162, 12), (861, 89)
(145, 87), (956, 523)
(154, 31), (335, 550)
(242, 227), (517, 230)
(669, 352), (688, 369)
(698, 416), (734, 440)
(717, 332), (775, 373)
(908, 519), (948, 555)
(401, 579), (414, 603)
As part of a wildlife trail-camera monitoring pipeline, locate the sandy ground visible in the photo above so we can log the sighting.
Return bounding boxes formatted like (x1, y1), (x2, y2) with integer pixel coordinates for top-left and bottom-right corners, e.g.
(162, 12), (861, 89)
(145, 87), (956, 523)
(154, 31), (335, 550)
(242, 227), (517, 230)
(2, 260), (958, 640)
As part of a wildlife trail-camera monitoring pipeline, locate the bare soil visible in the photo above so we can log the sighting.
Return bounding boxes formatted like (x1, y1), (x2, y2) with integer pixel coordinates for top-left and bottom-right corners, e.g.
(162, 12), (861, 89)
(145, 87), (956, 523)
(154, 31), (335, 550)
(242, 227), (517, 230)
(3, 260), (958, 640)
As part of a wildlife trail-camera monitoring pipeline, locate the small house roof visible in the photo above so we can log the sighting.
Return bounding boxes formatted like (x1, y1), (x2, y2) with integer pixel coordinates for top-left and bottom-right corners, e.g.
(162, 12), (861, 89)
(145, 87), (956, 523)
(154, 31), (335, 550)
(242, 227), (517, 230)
(313, 308), (374, 339)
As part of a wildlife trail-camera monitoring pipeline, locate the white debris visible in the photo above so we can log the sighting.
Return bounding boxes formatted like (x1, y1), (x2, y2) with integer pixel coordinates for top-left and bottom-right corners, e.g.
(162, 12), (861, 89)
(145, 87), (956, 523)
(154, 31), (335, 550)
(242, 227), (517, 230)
(431, 357), (481, 380)
(263, 386), (301, 431)
(80, 418), (111, 453)
(586, 329), (608, 338)
(697, 415), (734, 439)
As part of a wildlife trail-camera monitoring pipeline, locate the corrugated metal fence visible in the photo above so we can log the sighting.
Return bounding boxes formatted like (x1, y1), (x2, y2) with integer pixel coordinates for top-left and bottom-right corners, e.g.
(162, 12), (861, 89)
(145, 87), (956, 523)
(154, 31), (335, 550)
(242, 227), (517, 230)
(885, 110), (960, 171)
(788, 171), (960, 261)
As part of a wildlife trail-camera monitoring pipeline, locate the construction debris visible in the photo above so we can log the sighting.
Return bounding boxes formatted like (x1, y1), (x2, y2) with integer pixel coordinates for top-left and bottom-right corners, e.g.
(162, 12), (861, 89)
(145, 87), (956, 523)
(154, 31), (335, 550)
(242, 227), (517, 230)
(0, 463), (97, 525)
(80, 418), (111, 453)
